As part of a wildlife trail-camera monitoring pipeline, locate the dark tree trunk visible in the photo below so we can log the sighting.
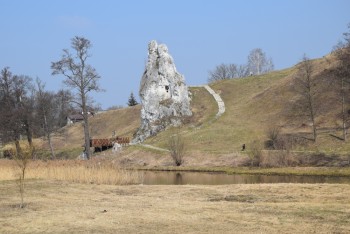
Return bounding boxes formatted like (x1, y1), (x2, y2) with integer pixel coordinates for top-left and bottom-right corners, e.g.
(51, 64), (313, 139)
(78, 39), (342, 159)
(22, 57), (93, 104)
(340, 78), (347, 141)
(44, 114), (55, 159)
(82, 93), (90, 159)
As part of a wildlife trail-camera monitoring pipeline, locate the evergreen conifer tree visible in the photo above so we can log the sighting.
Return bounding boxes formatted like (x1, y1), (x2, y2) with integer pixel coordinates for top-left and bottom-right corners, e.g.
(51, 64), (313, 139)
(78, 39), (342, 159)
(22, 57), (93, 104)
(127, 92), (138, 106)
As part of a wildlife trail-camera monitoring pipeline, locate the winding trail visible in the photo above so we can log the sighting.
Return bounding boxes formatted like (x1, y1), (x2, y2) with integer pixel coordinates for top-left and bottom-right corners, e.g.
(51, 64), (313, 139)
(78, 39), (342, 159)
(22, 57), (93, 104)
(136, 85), (226, 152)
(139, 144), (170, 152)
(203, 85), (225, 118)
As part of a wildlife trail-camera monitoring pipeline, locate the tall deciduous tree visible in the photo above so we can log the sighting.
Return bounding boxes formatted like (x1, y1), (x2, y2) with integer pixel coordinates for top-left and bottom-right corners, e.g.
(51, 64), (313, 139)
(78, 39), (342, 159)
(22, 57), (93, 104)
(247, 48), (274, 75)
(55, 89), (75, 128)
(208, 64), (231, 82)
(237, 64), (249, 78)
(0, 68), (33, 147)
(51, 36), (101, 159)
(35, 78), (57, 159)
(331, 47), (350, 141)
(208, 63), (247, 83)
(293, 55), (319, 142)
(0, 67), (34, 207)
(0, 67), (19, 144)
(332, 23), (350, 141)
(207, 48), (273, 83)
(17, 75), (35, 150)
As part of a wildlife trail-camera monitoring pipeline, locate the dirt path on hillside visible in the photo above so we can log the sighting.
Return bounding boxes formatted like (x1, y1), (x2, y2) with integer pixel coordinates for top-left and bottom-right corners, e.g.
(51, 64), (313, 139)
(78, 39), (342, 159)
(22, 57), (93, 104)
(203, 85), (225, 118)
(137, 85), (226, 152)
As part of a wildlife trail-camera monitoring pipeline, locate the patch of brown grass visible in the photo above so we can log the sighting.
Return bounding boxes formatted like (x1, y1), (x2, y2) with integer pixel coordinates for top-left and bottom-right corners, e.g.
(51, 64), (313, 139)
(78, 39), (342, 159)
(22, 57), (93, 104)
(37, 105), (141, 154)
(0, 180), (349, 233)
(0, 159), (143, 185)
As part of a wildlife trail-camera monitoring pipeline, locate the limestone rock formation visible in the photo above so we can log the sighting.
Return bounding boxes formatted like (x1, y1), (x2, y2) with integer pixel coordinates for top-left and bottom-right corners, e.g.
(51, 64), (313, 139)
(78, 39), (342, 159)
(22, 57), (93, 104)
(133, 40), (192, 143)
(112, 143), (122, 153)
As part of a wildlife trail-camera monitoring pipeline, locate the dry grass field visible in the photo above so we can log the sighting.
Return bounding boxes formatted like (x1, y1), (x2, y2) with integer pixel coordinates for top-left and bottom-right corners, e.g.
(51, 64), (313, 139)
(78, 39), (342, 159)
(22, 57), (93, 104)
(1, 53), (350, 233)
(0, 179), (349, 233)
(0, 159), (142, 185)
(1, 157), (349, 233)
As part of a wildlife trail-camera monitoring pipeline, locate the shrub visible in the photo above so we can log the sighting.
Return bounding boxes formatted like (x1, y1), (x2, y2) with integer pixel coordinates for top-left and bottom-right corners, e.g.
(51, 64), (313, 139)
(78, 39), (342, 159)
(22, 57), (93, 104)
(260, 150), (299, 167)
(265, 126), (310, 151)
(14, 143), (34, 208)
(265, 126), (281, 149)
(265, 126), (291, 150)
(168, 134), (185, 166)
(247, 140), (263, 167)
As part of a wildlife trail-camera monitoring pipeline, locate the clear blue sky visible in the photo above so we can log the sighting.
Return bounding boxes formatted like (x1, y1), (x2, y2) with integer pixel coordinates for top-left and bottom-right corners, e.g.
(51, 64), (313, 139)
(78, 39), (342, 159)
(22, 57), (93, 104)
(0, 0), (349, 109)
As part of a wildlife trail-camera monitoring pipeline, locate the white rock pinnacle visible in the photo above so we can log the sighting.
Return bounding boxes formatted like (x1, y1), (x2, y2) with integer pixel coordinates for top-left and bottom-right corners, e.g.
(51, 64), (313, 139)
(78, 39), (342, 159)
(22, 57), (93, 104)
(133, 40), (192, 143)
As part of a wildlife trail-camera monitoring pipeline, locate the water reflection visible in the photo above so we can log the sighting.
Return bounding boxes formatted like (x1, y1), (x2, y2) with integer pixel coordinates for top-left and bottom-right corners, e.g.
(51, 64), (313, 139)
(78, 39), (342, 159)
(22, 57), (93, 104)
(141, 171), (350, 185)
(175, 172), (183, 184)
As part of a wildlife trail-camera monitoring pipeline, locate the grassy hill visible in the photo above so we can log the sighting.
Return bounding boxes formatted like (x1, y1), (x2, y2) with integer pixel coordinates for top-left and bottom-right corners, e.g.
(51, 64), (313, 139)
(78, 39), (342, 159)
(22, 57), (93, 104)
(26, 52), (350, 162)
(38, 106), (141, 158)
(145, 53), (350, 155)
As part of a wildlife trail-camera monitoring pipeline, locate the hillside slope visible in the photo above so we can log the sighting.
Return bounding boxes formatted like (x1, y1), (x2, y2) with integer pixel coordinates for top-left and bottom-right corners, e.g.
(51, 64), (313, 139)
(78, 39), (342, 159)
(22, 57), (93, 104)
(35, 53), (350, 160)
(145, 52), (350, 155)
(37, 106), (141, 158)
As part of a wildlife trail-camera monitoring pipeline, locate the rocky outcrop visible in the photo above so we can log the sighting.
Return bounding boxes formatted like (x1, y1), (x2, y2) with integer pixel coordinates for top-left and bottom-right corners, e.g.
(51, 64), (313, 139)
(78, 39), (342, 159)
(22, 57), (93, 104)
(133, 40), (192, 143)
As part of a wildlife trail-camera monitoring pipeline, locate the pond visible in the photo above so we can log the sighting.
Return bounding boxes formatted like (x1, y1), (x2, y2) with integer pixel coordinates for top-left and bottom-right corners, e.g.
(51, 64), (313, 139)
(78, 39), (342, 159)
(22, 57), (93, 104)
(141, 171), (350, 185)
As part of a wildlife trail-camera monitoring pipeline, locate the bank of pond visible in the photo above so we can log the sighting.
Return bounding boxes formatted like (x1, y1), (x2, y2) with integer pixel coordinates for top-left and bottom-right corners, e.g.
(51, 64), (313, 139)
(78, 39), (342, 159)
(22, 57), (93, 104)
(141, 170), (350, 185)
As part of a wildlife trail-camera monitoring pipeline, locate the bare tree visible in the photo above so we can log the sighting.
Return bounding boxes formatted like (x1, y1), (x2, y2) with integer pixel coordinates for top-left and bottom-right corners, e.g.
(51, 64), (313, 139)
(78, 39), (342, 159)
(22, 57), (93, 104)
(168, 134), (185, 166)
(35, 78), (57, 159)
(208, 63), (243, 83)
(237, 64), (249, 78)
(0, 67), (34, 207)
(17, 76), (35, 151)
(0, 67), (18, 143)
(14, 143), (33, 208)
(227, 64), (238, 78)
(51, 36), (101, 159)
(247, 48), (274, 75)
(332, 23), (350, 141)
(0, 68), (33, 147)
(293, 55), (318, 142)
(208, 48), (273, 82)
(55, 89), (75, 128)
(208, 64), (231, 83)
(264, 57), (275, 74)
